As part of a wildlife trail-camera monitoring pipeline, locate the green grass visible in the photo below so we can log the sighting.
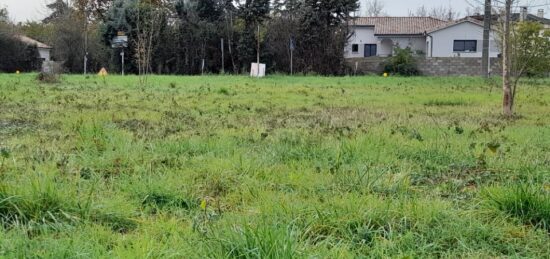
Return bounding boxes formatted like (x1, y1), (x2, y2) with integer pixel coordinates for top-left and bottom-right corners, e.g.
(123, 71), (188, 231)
(0, 73), (549, 258)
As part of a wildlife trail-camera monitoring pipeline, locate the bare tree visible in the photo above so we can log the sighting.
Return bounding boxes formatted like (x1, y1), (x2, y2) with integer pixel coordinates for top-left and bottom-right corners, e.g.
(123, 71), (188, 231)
(465, 6), (483, 16)
(409, 5), (428, 17)
(365, 0), (385, 17)
(135, 1), (165, 86)
(502, 0), (513, 116)
(408, 5), (460, 21)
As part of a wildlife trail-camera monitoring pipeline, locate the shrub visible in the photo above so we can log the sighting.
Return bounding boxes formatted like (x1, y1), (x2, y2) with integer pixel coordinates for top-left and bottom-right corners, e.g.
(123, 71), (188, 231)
(384, 47), (419, 76)
(36, 72), (60, 84)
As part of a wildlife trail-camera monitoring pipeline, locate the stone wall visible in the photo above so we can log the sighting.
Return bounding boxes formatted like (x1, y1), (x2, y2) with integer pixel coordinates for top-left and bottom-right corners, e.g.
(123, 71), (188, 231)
(417, 57), (502, 76)
(346, 57), (502, 76)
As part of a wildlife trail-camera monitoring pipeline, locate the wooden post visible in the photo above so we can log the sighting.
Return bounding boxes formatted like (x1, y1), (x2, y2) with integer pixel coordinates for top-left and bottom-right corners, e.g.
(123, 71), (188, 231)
(290, 37), (294, 75)
(221, 38), (224, 74)
(257, 24), (260, 77)
(482, 0), (491, 77)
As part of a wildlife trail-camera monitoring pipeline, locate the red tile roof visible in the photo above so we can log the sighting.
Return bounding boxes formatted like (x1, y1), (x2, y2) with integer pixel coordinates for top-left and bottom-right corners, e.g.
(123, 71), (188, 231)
(351, 17), (448, 35)
(17, 35), (52, 49)
(427, 18), (484, 33)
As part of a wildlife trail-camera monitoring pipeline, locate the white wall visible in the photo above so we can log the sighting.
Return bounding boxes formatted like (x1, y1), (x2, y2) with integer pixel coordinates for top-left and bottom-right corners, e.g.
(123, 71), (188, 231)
(345, 26), (377, 58)
(345, 26), (427, 58)
(429, 22), (500, 58)
(38, 48), (51, 61)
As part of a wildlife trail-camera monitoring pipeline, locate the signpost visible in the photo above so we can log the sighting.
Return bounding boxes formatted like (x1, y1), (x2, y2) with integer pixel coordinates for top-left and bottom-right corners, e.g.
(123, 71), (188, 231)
(221, 38), (224, 74)
(111, 32), (128, 76)
(250, 24), (266, 78)
(289, 37), (295, 75)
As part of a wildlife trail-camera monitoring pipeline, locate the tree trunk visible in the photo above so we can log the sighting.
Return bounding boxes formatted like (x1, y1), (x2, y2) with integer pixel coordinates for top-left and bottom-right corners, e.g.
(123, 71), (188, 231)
(502, 0), (513, 116)
(481, 0), (491, 77)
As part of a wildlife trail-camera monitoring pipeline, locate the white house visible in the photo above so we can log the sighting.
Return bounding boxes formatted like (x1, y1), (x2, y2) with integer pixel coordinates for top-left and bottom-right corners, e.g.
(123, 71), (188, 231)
(426, 18), (500, 58)
(18, 35), (52, 62)
(345, 17), (501, 58)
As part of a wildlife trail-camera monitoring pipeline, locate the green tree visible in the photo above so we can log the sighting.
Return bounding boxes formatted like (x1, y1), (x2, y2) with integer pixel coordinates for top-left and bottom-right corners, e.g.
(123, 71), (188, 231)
(236, 0), (270, 71)
(0, 7), (9, 23)
(43, 0), (71, 24)
(508, 21), (550, 108)
(0, 9), (41, 72)
(295, 0), (359, 75)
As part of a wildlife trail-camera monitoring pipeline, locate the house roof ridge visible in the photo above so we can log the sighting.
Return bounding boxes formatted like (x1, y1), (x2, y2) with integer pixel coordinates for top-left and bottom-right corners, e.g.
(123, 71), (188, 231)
(426, 18), (485, 34)
(354, 16), (444, 20)
(352, 16), (449, 35)
(16, 35), (52, 49)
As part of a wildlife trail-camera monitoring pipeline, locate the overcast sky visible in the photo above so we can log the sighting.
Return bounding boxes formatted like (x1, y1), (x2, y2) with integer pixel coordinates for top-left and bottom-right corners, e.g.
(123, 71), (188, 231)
(1, 0), (549, 22)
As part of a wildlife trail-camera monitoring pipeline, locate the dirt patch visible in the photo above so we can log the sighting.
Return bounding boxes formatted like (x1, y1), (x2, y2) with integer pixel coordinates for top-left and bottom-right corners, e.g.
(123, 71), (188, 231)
(113, 119), (156, 139)
(262, 107), (377, 136)
(0, 119), (39, 138)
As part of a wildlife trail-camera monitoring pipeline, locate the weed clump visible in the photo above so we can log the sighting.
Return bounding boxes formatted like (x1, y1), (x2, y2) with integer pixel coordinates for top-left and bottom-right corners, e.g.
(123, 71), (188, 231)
(483, 184), (550, 232)
(36, 72), (60, 84)
(206, 222), (299, 258)
(0, 186), (78, 230)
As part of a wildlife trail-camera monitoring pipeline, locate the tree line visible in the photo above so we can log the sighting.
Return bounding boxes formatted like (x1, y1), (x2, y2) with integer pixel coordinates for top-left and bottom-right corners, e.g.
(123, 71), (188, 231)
(0, 0), (359, 75)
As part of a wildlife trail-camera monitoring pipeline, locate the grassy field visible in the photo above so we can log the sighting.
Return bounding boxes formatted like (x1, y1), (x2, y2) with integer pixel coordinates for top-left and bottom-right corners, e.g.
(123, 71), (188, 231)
(0, 73), (549, 258)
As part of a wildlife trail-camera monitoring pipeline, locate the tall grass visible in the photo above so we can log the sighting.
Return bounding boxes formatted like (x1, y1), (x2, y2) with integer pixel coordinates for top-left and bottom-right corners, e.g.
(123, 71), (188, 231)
(0, 74), (548, 257)
(484, 184), (550, 232)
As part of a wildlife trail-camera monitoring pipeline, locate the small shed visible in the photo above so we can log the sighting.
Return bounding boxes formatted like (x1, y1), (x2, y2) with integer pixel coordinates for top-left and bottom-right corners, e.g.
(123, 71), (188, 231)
(17, 35), (52, 62)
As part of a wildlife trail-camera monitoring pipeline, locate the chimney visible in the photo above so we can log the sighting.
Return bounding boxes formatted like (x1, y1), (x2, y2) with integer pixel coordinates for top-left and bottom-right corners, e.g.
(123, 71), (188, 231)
(520, 6), (528, 21)
(538, 9), (544, 18)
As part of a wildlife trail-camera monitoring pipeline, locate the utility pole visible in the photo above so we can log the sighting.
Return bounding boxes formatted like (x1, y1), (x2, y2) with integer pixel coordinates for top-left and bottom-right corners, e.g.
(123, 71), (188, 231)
(482, 0), (491, 77)
(121, 50), (125, 76)
(221, 38), (224, 74)
(257, 24), (260, 77)
(83, 4), (89, 75)
(289, 37), (294, 75)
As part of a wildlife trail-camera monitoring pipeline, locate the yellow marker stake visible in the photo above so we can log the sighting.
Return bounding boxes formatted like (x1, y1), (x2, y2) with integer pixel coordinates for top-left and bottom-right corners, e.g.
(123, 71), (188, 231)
(98, 67), (108, 77)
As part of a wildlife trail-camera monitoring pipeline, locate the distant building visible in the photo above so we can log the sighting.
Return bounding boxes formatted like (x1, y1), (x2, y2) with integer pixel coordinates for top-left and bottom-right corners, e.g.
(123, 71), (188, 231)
(468, 7), (550, 29)
(17, 35), (52, 62)
(345, 16), (500, 58)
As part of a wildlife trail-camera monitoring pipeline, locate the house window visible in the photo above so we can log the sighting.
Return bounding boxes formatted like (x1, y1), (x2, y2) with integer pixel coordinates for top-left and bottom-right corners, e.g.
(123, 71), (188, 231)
(453, 40), (477, 52)
(364, 44), (377, 57)
(352, 44), (359, 53)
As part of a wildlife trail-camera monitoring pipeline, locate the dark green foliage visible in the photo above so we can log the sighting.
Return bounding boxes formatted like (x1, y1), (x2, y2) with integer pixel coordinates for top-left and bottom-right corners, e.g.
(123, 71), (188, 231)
(0, 35), (41, 72)
(42, 0), (71, 24)
(384, 47), (419, 76)
(102, 0), (140, 74)
(0, 13), (42, 72)
(512, 22), (550, 77)
(5, 0), (362, 75)
(294, 0), (359, 75)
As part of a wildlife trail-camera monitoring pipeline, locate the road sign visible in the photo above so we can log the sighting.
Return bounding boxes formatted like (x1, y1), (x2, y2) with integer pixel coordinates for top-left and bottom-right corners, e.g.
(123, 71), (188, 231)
(111, 36), (128, 48)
